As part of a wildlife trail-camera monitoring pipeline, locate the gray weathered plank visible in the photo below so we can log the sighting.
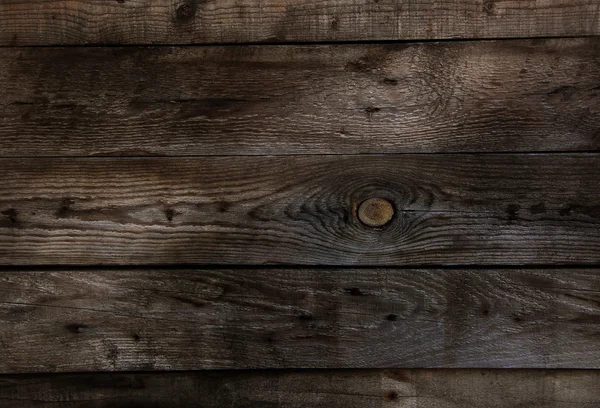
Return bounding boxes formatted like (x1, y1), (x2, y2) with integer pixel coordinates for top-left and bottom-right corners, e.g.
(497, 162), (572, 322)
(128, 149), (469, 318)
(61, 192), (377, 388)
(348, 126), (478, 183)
(1, 369), (600, 407)
(1, 267), (600, 372)
(1, 155), (599, 265)
(1, 0), (599, 46)
(1, 39), (599, 156)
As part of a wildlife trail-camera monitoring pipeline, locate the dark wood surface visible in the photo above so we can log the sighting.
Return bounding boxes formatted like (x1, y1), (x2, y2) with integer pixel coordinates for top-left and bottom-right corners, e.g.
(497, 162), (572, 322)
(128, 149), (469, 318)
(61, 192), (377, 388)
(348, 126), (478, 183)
(2, 39), (599, 157)
(1, 267), (599, 372)
(1, 0), (599, 46)
(1, 154), (599, 265)
(1, 0), (599, 398)
(1, 369), (599, 407)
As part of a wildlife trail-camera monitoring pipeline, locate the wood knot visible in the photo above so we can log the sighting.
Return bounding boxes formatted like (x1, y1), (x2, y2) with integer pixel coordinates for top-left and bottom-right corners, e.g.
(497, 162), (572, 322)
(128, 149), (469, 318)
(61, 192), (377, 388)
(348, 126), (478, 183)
(1, 208), (18, 225)
(176, 2), (196, 23)
(483, 0), (496, 15)
(65, 323), (91, 334)
(385, 390), (399, 400)
(357, 198), (394, 227)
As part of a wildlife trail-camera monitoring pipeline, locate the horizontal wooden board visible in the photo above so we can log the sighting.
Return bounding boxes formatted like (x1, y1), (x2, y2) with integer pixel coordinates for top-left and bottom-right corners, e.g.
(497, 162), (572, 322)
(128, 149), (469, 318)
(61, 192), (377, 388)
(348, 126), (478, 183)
(1, 0), (599, 46)
(1, 267), (600, 371)
(1, 39), (600, 156)
(1, 154), (600, 265)
(1, 369), (600, 407)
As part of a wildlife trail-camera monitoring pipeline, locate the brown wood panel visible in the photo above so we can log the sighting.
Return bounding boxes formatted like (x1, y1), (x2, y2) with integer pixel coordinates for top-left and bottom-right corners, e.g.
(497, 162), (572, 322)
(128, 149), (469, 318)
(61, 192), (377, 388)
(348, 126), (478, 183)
(1, 154), (599, 265)
(1, 0), (599, 46)
(1, 369), (599, 407)
(1, 267), (600, 372)
(1, 39), (599, 157)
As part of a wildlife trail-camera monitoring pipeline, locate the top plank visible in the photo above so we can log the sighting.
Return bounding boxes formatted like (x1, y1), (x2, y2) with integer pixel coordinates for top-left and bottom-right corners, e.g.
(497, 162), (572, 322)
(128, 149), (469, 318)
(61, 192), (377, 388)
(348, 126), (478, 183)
(2, 38), (600, 157)
(1, 0), (599, 46)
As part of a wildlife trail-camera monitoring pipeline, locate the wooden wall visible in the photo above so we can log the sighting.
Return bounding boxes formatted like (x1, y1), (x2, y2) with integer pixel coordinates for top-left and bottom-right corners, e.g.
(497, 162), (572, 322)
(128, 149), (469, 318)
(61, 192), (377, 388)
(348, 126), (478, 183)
(1, 0), (599, 406)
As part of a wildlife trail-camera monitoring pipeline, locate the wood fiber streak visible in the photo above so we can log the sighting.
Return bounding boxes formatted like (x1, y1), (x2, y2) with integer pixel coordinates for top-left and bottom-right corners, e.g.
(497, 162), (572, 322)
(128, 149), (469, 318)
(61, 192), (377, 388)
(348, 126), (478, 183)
(1, 0), (599, 45)
(1, 369), (599, 407)
(1, 155), (599, 265)
(1, 268), (600, 371)
(1, 39), (599, 156)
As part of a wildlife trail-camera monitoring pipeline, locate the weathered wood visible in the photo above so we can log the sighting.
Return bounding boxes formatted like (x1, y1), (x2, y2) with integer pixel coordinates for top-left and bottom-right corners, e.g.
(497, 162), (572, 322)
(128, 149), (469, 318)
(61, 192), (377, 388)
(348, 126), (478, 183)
(1, 0), (599, 46)
(1, 39), (600, 156)
(1, 369), (599, 407)
(1, 267), (600, 372)
(1, 155), (600, 265)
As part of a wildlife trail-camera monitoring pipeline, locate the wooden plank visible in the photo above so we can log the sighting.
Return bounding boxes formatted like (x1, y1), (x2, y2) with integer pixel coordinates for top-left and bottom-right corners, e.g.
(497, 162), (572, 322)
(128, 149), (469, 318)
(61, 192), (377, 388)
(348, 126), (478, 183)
(1, 0), (599, 46)
(1, 267), (600, 371)
(1, 369), (599, 408)
(1, 39), (600, 157)
(1, 154), (599, 265)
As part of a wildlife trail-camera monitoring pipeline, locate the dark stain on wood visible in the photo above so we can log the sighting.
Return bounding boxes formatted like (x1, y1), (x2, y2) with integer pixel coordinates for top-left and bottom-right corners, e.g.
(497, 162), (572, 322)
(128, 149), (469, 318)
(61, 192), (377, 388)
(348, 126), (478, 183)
(65, 324), (91, 334)
(563, 204), (600, 218)
(364, 106), (380, 119)
(344, 287), (366, 296)
(330, 16), (339, 31)
(56, 199), (75, 218)
(385, 390), (399, 400)
(176, 1), (197, 24)
(165, 208), (176, 222)
(297, 312), (314, 321)
(482, 0), (496, 15)
(529, 202), (546, 215)
(506, 204), (520, 221)
(1, 208), (18, 225)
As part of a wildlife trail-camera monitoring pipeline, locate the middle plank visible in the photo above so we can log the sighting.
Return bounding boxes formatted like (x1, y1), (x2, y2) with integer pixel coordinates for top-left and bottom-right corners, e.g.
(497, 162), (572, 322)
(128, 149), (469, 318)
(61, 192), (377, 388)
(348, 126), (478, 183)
(0, 154), (598, 265)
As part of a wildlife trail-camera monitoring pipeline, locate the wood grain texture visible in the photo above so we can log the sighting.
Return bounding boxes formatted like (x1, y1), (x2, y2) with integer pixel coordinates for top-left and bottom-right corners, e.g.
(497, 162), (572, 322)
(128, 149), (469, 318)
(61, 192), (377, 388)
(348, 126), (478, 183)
(1, 154), (600, 265)
(1, 267), (600, 372)
(1, 369), (600, 407)
(1, 39), (600, 156)
(1, 0), (599, 46)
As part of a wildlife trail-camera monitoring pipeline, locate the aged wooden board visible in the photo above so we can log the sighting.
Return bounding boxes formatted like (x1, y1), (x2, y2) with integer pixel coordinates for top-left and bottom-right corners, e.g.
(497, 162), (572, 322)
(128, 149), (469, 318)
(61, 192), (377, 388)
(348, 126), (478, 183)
(1, 369), (599, 407)
(1, 155), (599, 265)
(1, 39), (599, 156)
(1, 0), (599, 46)
(1, 267), (599, 372)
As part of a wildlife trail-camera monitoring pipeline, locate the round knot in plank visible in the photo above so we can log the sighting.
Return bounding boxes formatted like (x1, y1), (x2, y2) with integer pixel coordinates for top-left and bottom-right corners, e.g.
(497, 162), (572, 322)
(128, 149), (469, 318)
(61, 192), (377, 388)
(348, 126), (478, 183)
(357, 198), (394, 227)
(176, 2), (196, 23)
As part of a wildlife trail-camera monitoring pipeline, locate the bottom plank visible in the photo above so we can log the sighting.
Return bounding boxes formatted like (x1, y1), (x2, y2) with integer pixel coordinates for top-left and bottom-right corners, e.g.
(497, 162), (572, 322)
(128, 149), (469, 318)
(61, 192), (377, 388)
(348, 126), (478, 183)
(0, 369), (599, 407)
(1, 268), (600, 372)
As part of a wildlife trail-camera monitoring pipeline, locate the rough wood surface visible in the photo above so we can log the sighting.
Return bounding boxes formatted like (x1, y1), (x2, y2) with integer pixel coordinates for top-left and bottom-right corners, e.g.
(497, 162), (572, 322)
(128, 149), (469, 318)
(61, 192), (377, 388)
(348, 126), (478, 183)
(1, 267), (600, 372)
(1, 369), (599, 407)
(1, 154), (599, 265)
(1, 0), (599, 46)
(1, 39), (600, 156)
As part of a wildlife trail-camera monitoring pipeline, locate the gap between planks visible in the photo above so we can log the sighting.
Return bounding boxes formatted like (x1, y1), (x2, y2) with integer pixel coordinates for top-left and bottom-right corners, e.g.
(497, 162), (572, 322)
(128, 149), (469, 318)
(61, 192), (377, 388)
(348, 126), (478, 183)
(1, 34), (599, 49)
